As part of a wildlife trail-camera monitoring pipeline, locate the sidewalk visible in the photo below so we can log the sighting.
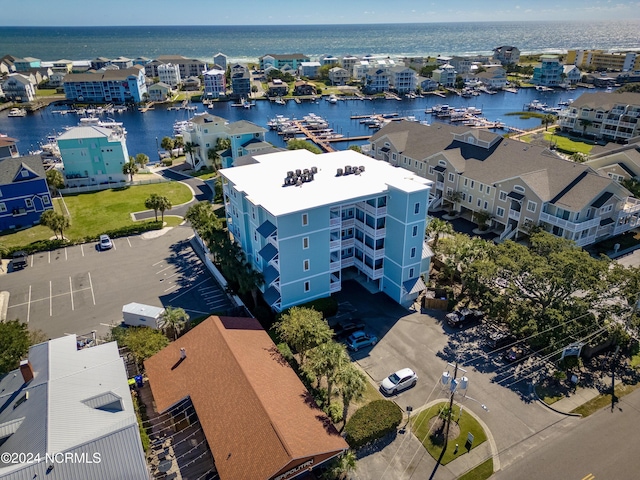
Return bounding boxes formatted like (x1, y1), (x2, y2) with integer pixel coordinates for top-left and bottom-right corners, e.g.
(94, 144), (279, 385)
(536, 375), (615, 415)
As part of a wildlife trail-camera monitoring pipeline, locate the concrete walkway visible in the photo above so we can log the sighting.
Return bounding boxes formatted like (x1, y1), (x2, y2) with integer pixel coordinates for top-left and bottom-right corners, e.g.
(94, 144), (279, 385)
(538, 375), (616, 415)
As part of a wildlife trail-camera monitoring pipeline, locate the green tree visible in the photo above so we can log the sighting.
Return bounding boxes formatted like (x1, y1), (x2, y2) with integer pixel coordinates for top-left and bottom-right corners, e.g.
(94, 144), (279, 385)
(0, 320), (30, 375)
(183, 142), (196, 166)
(135, 153), (149, 170)
(46, 169), (65, 196)
(578, 118), (593, 137)
(321, 450), (358, 480)
(454, 75), (465, 90)
(541, 113), (556, 131)
(318, 64), (332, 81)
(156, 195), (172, 222)
(273, 307), (333, 367)
(185, 201), (220, 234)
(122, 157), (139, 181)
(39, 210), (69, 240)
(251, 85), (259, 97)
(216, 137), (231, 151)
(161, 136), (175, 157)
(236, 261), (264, 308)
(158, 306), (190, 340)
(304, 341), (350, 404)
(287, 139), (322, 154)
(348, 145), (362, 153)
(425, 217), (454, 250)
(110, 326), (169, 369)
(174, 136), (184, 149)
(207, 148), (221, 171)
(337, 363), (367, 429)
(144, 193), (161, 222)
(445, 191), (463, 214)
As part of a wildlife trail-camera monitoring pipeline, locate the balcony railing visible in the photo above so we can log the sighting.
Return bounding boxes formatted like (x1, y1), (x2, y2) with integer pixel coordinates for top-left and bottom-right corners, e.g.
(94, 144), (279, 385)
(539, 212), (601, 233)
(575, 234), (597, 247)
(508, 209), (521, 221)
(357, 201), (388, 217)
(436, 181), (444, 190)
(341, 257), (355, 268)
(330, 217), (341, 227)
(355, 218), (386, 238)
(330, 282), (341, 293)
(342, 218), (355, 227)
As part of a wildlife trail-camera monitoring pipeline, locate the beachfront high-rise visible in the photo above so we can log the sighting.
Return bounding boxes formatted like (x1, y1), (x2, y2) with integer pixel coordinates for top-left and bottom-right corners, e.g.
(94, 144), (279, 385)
(219, 149), (433, 312)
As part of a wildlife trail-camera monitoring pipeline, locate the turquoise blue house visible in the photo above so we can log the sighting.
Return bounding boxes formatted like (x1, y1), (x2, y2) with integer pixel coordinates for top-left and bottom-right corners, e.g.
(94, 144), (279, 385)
(220, 149), (433, 311)
(57, 125), (129, 187)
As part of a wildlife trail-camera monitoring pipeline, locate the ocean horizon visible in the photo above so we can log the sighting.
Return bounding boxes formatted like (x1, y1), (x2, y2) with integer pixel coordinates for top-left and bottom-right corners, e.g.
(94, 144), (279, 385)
(2, 20), (639, 64)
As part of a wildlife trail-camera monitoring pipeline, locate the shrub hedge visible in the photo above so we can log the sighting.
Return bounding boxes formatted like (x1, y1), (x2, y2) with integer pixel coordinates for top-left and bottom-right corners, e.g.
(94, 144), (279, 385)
(344, 399), (403, 449)
(296, 296), (339, 318)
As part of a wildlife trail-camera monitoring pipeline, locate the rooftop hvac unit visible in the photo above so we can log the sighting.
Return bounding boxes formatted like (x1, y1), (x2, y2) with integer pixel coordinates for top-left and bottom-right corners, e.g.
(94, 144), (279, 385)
(345, 165), (352, 174)
(311, 166), (318, 174)
(296, 178), (303, 186)
(295, 169), (302, 176)
(354, 168), (361, 175)
(359, 165), (365, 172)
(336, 168), (343, 176)
(303, 168), (310, 174)
(287, 170), (294, 178)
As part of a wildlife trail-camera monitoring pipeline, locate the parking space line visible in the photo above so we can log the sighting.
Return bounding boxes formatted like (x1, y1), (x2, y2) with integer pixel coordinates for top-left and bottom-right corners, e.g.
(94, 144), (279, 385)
(9, 287), (92, 308)
(167, 272), (179, 279)
(167, 278), (210, 300)
(81, 244), (85, 257)
(113, 240), (117, 251)
(49, 281), (52, 316)
(30, 255), (34, 267)
(27, 285), (31, 323)
(152, 260), (164, 267)
(164, 285), (177, 292)
(127, 237), (132, 248)
(88, 272), (96, 305)
(69, 276), (74, 311)
(48, 251), (51, 264)
(65, 247), (68, 261)
(156, 266), (172, 274)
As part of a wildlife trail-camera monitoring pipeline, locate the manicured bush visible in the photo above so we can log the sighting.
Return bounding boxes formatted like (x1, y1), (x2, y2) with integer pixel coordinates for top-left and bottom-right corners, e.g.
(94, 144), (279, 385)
(344, 400), (403, 449)
(296, 296), (339, 318)
(5, 238), (68, 256)
(162, 159), (173, 166)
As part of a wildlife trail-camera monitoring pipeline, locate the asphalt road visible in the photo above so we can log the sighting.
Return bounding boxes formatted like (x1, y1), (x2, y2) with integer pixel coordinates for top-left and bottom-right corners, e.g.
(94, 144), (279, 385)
(491, 387), (640, 480)
(0, 225), (233, 339)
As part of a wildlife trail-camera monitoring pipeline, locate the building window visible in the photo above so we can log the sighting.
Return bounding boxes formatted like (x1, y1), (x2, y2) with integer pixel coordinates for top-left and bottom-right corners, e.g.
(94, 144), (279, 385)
(499, 191), (507, 201)
(514, 185), (525, 193)
(412, 225), (418, 237)
(302, 213), (308, 226)
(303, 237), (309, 249)
(25, 199), (33, 208)
(527, 201), (537, 212)
(21, 170), (29, 178)
(497, 207), (505, 217)
(428, 166), (434, 175)
(448, 173), (455, 182)
(483, 201), (488, 210)
(600, 204), (613, 214)
(468, 195), (473, 204)
(0, 203), (6, 212)
(477, 199), (481, 207)
(464, 178), (468, 186)
(43, 196), (50, 205)
(303, 259), (310, 271)
(470, 180), (475, 189)
(419, 163), (423, 170)
(462, 192), (466, 201)
(409, 268), (415, 278)
(479, 184), (484, 193)
(304, 281), (310, 292)
(414, 203), (420, 214)
(486, 186), (491, 195)
(410, 247), (416, 258)
(392, 153), (396, 160)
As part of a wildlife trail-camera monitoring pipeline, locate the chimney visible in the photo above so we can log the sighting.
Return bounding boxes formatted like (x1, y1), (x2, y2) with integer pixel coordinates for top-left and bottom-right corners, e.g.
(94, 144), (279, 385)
(20, 359), (34, 383)
(180, 348), (186, 360)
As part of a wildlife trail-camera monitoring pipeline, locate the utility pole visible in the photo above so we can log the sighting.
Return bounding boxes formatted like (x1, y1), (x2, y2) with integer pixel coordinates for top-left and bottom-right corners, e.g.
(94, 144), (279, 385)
(443, 362), (459, 453)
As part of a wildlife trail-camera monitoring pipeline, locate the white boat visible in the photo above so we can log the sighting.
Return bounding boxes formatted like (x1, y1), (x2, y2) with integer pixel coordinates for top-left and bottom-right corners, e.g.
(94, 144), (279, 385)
(8, 108), (27, 117)
(328, 94), (338, 104)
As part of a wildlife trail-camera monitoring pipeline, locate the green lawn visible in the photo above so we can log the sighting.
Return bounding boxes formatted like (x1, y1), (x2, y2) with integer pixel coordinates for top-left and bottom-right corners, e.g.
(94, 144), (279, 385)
(546, 131), (593, 155)
(0, 182), (191, 248)
(458, 458), (494, 480)
(571, 382), (640, 417)
(411, 403), (487, 465)
(36, 89), (58, 96)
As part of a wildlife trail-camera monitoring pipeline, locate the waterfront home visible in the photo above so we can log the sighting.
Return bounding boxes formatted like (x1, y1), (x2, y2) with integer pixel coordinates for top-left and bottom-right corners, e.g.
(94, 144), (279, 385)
(50, 59), (74, 74)
(90, 56), (110, 70)
(203, 67), (226, 98)
(0, 135), (19, 159)
(449, 56), (473, 74)
(180, 113), (267, 170)
(341, 54), (359, 74)
(144, 316), (348, 480)
(432, 64), (457, 87)
(390, 65), (417, 93)
(57, 125), (129, 186)
(259, 53), (310, 71)
(585, 140), (640, 183)
(320, 54), (340, 66)
(13, 56), (41, 72)
(293, 81), (316, 96)
(2, 73), (36, 102)
(267, 79), (288, 97)
(492, 46), (521, 65)
(418, 76), (438, 92)
(298, 61), (321, 79)
(220, 149), (433, 311)
(157, 62), (181, 87)
(133, 56), (151, 68)
(0, 54), (16, 74)
(364, 68), (390, 93)
(567, 49), (640, 72)
(557, 91), (640, 143)
(213, 52), (227, 71)
(370, 120), (640, 247)
(231, 66), (251, 99)
(532, 55), (564, 87)
(328, 66), (349, 85)
(0, 335), (148, 480)
(0, 155), (52, 231)
(47, 71), (66, 87)
(145, 55), (206, 79)
(63, 66), (147, 103)
(562, 65), (582, 85)
(475, 66), (508, 90)
(147, 81), (173, 101)
(110, 56), (133, 69)
(183, 76), (201, 91)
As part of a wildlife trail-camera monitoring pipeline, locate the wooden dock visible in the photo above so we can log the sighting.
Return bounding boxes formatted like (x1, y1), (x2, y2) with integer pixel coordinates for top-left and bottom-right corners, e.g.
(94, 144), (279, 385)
(291, 120), (335, 152)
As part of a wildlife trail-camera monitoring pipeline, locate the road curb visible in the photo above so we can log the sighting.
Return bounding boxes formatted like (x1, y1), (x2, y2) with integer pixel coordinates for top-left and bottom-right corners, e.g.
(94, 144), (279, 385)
(0, 291), (10, 322)
(530, 382), (583, 417)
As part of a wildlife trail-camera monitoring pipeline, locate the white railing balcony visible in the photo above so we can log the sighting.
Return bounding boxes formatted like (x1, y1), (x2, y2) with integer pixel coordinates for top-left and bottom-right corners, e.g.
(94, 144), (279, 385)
(271, 280), (281, 292)
(619, 121), (637, 128)
(617, 131), (633, 138)
(539, 212), (601, 232)
(611, 108), (626, 115)
(342, 218), (355, 228)
(358, 201), (388, 217)
(508, 209), (521, 221)
(341, 257), (355, 268)
(562, 112), (578, 119)
(330, 239), (340, 250)
(342, 237), (355, 248)
(330, 217), (341, 227)
(620, 197), (640, 214)
(330, 282), (341, 293)
(603, 118), (619, 126)
(330, 260), (341, 272)
(575, 234), (597, 247)
(268, 257), (279, 269)
(436, 181), (445, 190)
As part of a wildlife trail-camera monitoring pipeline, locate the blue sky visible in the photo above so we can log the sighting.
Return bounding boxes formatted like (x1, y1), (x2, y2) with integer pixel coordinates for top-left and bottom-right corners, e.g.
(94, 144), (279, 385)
(4, 0), (640, 26)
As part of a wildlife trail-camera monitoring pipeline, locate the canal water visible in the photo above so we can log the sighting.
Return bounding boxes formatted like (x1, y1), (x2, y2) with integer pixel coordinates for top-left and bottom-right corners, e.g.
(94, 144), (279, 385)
(0, 87), (602, 161)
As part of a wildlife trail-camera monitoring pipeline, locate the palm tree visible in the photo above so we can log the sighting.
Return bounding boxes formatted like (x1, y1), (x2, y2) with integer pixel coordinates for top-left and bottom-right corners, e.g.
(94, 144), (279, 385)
(578, 118), (593, 137)
(122, 157), (139, 182)
(541, 113), (556, 131)
(156, 195), (172, 222)
(236, 261), (264, 308)
(40, 210), (69, 240)
(183, 142), (196, 166)
(336, 363), (367, 430)
(46, 169), (65, 196)
(144, 193), (161, 222)
(473, 210), (494, 231)
(135, 153), (149, 170)
(445, 190), (463, 214)
(161, 136), (175, 157)
(185, 201), (219, 234)
(304, 342), (349, 404)
(426, 217), (454, 250)
(159, 306), (190, 340)
(321, 450), (357, 480)
(207, 148), (221, 171)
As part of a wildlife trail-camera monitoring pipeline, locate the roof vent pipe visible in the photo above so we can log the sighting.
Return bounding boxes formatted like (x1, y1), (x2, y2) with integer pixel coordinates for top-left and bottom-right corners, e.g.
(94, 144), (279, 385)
(180, 348), (186, 360)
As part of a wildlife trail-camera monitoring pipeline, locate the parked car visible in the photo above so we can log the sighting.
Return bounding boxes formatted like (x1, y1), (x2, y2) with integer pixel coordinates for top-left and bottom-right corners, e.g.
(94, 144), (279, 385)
(11, 251), (28, 270)
(486, 330), (516, 350)
(380, 368), (418, 395)
(346, 331), (378, 351)
(446, 308), (484, 328)
(333, 320), (366, 340)
(503, 346), (525, 362)
(99, 234), (113, 250)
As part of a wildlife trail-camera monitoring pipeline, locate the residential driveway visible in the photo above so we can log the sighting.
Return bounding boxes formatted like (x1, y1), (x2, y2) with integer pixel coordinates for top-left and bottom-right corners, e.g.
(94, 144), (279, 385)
(333, 281), (577, 479)
(0, 225), (233, 339)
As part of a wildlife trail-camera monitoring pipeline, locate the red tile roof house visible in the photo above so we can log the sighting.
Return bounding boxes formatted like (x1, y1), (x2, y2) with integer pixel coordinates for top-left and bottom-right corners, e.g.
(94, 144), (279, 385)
(145, 316), (348, 480)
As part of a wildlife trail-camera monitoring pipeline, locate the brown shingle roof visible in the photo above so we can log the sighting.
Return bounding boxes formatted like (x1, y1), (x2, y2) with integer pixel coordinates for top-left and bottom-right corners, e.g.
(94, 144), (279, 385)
(144, 316), (347, 480)
(570, 91), (640, 111)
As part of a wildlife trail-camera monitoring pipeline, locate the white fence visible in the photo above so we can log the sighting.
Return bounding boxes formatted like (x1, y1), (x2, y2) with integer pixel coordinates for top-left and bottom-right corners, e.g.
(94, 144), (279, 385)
(60, 177), (169, 195)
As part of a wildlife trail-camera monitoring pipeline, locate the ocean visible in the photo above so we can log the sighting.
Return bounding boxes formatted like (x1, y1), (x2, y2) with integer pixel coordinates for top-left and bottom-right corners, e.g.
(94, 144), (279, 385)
(1, 21), (639, 63)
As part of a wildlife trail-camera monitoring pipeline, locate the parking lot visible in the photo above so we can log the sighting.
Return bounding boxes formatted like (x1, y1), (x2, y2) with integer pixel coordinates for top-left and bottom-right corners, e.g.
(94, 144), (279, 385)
(0, 225), (234, 339)
(332, 281), (575, 478)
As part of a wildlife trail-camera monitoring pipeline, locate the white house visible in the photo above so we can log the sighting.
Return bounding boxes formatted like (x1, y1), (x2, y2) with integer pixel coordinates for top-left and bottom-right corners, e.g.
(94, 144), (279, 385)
(2, 73), (36, 102)
(432, 64), (457, 87)
(390, 66), (417, 93)
(328, 67), (349, 85)
(148, 81), (173, 101)
(213, 52), (228, 71)
(203, 67), (227, 98)
(299, 61), (321, 79)
(157, 63), (182, 87)
(563, 65), (582, 85)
